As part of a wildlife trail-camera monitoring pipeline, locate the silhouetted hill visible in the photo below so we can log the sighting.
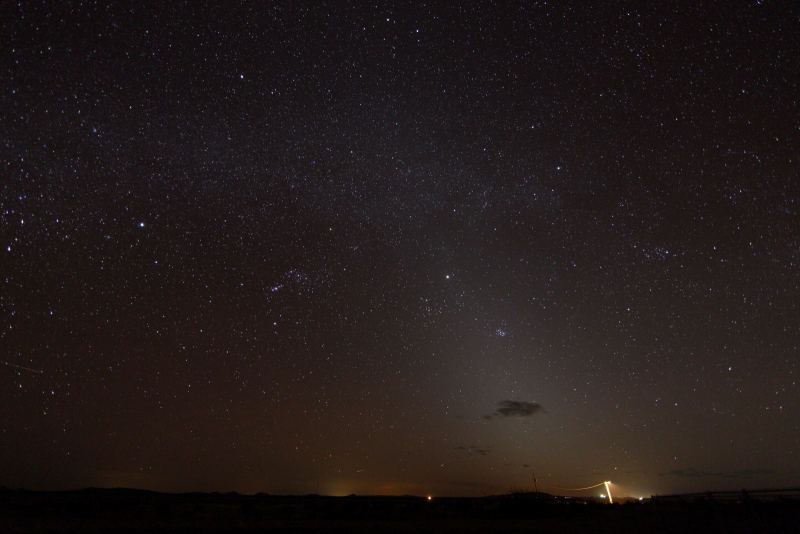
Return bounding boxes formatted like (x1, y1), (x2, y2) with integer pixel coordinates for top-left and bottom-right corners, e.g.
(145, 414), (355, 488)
(71, 487), (163, 497)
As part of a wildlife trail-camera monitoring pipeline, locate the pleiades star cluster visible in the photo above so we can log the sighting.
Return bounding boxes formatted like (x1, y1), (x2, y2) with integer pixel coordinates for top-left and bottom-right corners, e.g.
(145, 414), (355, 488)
(1, 1), (798, 497)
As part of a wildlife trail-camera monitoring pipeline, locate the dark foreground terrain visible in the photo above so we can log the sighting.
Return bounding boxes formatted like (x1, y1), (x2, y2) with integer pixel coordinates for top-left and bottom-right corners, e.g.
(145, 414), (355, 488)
(1, 488), (798, 533)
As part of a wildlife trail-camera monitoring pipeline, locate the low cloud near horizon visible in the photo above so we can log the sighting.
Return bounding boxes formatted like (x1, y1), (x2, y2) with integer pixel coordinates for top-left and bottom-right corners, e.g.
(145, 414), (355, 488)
(454, 445), (491, 457)
(483, 400), (543, 420)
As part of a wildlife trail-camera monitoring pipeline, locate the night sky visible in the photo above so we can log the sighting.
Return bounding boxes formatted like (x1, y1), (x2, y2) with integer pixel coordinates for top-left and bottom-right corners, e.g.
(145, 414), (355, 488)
(2, 1), (799, 499)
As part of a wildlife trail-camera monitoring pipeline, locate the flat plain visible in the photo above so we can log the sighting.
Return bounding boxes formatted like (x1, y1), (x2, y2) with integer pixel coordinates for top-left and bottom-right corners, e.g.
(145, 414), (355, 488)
(2, 488), (798, 533)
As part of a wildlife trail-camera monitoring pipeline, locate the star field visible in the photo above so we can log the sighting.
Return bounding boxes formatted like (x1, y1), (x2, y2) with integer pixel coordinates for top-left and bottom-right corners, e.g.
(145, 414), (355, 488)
(1, 1), (798, 497)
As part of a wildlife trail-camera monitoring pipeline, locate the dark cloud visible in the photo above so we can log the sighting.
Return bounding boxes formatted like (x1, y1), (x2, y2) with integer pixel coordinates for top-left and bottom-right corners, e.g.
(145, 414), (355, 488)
(483, 400), (543, 419)
(453, 445), (491, 457)
(660, 468), (774, 478)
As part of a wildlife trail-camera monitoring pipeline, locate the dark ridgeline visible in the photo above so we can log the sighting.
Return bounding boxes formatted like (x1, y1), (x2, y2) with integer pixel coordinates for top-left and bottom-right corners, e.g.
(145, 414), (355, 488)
(1, 487), (798, 533)
(651, 487), (800, 502)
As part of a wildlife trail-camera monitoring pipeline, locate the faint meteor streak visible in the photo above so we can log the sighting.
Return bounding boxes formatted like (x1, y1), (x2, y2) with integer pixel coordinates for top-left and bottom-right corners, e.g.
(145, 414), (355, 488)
(1, 360), (43, 374)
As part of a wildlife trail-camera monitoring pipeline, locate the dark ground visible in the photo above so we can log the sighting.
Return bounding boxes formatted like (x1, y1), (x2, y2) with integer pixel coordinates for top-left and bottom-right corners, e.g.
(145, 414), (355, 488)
(1, 488), (798, 533)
